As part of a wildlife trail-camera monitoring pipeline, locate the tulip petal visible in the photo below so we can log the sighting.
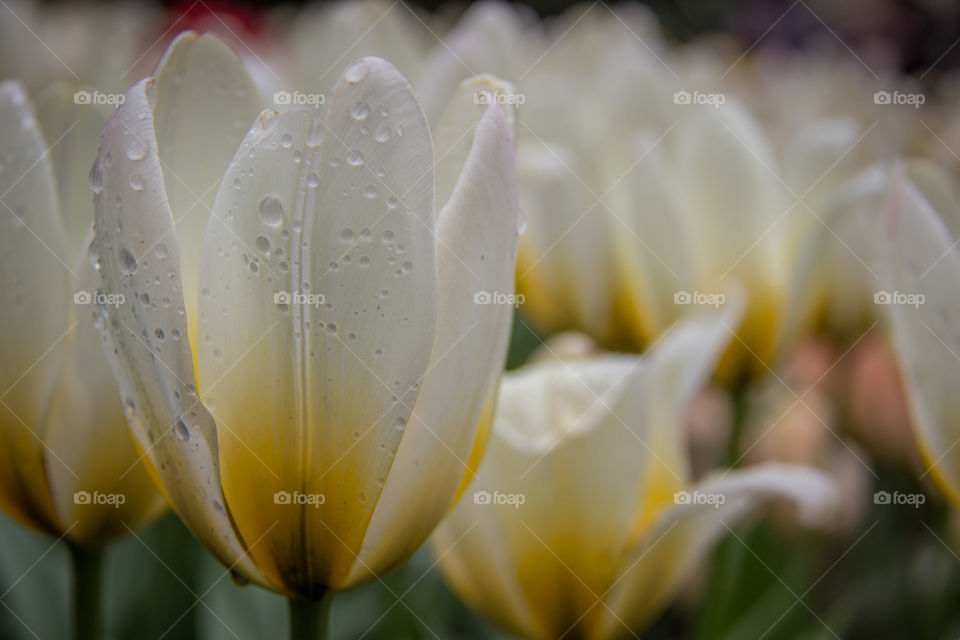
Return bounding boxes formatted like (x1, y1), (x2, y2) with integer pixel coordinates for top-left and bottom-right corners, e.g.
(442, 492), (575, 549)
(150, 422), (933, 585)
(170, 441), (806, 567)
(612, 130), (697, 344)
(198, 57), (437, 592)
(44, 235), (165, 544)
(880, 169), (960, 504)
(599, 464), (838, 638)
(514, 141), (621, 344)
(434, 302), (740, 638)
(148, 31), (263, 346)
(33, 82), (111, 260)
(92, 78), (265, 586)
(350, 96), (519, 584)
(0, 80), (69, 534)
(432, 75), (515, 213)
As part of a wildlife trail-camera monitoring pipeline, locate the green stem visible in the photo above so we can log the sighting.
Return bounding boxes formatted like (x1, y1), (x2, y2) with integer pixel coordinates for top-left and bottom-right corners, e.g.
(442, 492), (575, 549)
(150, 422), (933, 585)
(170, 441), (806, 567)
(288, 592), (333, 640)
(725, 386), (750, 467)
(68, 543), (104, 640)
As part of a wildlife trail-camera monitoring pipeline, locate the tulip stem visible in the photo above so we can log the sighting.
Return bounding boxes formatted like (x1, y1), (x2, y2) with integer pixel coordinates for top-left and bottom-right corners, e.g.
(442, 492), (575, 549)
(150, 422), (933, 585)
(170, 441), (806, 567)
(288, 592), (333, 640)
(68, 543), (104, 640)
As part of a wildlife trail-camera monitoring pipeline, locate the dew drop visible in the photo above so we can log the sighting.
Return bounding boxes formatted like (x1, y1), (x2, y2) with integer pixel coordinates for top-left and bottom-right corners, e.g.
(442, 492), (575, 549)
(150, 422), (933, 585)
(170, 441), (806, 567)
(307, 172), (319, 188)
(374, 123), (390, 143)
(129, 174), (145, 191)
(401, 260), (413, 273)
(280, 133), (294, 148)
(119, 249), (137, 275)
(256, 236), (271, 253)
(344, 60), (370, 84)
(340, 227), (354, 243)
(363, 185), (377, 199)
(350, 101), (369, 121)
(174, 419), (190, 441)
(386, 196), (398, 209)
(258, 195), (284, 227)
(346, 149), (364, 166)
(126, 139), (147, 160)
(155, 328), (165, 340)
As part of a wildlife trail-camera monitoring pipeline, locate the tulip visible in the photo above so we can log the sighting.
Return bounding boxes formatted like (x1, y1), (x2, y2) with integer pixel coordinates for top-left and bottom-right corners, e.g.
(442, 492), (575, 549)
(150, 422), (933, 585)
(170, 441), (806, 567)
(872, 163), (960, 506)
(0, 80), (165, 638)
(90, 31), (519, 634)
(432, 301), (838, 640)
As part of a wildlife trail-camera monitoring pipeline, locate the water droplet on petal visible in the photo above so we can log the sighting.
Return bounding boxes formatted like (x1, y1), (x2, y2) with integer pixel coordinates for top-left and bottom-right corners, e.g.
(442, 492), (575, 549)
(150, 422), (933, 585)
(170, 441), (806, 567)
(374, 123), (390, 143)
(126, 139), (147, 160)
(346, 149), (364, 166)
(307, 172), (319, 188)
(280, 133), (294, 148)
(259, 195), (284, 227)
(174, 419), (190, 441)
(344, 60), (369, 84)
(129, 174), (145, 191)
(119, 249), (137, 275)
(350, 101), (369, 121)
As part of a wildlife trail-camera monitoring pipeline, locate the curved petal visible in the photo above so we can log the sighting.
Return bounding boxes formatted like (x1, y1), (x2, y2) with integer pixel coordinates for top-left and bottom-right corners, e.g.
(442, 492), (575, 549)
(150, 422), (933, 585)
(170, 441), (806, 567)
(598, 464), (838, 639)
(514, 141), (620, 344)
(44, 236), (166, 545)
(92, 78), (264, 585)
(611, 130), (696, 345)
(198, 57), (437, 592)
(880, 169), (960, 504)
(147, 31), (263, 349)
(0, 80), (68, 534)
(434, 303), (740, 639)
(33, 81), (111, 260)
(349, 95), (519, 584)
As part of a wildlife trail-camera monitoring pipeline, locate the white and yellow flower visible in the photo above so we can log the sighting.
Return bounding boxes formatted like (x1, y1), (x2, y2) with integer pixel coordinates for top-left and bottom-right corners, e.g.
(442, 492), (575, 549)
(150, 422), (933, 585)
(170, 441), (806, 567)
(432, 300), (838, 640)
(91, 32), (520, 594)
(0, 80), (164, 545)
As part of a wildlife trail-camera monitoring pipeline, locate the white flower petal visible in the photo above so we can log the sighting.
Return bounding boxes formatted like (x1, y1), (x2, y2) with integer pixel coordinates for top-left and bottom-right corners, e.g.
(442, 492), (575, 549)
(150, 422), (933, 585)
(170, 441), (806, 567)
(147, 31), (263, 341)
(0, 80), (69, 533)
(196, 56), (437, 590)
(881, 168), (960, 503)
(351, 97), (519, 583)
(33, 82), (111, 260)
(599, 464), (838, 638)
(92, 78), (265, 586)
